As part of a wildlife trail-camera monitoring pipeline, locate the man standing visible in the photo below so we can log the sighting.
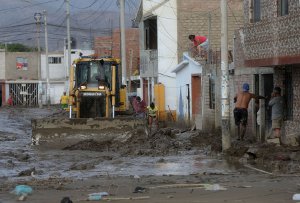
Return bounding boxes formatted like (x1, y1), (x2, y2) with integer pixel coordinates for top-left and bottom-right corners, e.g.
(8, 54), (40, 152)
(268, 87), (285, 145)
(60, 91), (69, 110)
(234, 83), (265, 140)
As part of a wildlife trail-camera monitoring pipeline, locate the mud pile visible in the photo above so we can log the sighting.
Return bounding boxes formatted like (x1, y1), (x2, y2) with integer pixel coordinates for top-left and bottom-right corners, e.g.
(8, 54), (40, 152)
(227, 141), (300, 173)
(63, 128), (222, 156)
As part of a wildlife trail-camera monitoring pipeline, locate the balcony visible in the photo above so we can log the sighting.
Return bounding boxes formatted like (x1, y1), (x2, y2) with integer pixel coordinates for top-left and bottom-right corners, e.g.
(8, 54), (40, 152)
(140, 49), (158, 78)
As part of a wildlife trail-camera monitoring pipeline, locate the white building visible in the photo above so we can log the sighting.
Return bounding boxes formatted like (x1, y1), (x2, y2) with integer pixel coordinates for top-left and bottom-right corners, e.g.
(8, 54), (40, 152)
(138, 0), (178, 110)
(171, 52), (203, 128)
(41, 49), (94, 104)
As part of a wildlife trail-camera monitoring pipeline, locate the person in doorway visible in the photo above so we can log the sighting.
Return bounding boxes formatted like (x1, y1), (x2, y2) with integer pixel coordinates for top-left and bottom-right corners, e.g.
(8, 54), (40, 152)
(234, 83), (265, 141)
(60, 91), (69, 109)
(7, 93), (13, 106)
(188, 34), (209, 58)
(268, 86), (286, 145)
(147, 102), (159, 129)
(133, 96), (146, 118)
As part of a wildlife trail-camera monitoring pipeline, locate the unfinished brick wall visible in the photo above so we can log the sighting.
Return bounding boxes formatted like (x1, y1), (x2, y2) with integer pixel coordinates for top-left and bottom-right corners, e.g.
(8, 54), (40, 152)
(94, 28), (140, 77)
(112, 29), (140, 77)
(177, 0), (244, 62)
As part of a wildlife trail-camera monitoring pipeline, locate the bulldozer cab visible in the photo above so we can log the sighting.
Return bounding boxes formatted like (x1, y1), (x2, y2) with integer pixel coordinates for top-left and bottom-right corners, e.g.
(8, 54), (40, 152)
(75, 59), (114, 89)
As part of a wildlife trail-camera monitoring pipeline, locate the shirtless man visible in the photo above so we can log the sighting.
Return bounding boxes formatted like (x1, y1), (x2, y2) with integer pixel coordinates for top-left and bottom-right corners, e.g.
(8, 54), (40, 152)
(234, 83), (265, 140)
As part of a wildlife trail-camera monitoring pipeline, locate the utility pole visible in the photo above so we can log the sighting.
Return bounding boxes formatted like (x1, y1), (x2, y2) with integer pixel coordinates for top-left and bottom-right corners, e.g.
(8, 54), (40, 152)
(128, 49), (133, 93)
(43, 10), (50, 107)
(34, 12), (43, 108)
(220, 0), (230, 150)
(120, 0), (127, 85)
(66, 0), (71, 79)
(34, 13), (42, 80)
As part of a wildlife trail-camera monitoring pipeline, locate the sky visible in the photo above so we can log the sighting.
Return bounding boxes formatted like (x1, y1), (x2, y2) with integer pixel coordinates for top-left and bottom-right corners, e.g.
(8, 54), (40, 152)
(0, 0), (140, 51)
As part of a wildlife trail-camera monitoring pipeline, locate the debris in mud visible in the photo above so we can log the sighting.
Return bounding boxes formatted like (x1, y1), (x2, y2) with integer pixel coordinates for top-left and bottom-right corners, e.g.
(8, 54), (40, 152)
(17, 167), (43, 177)
(0, 133), (16, 141)
(62, 128), (222, 156)
(64, 139), (112, 152)
(69, 161), (96, 170)
(133, 186), (147, 193)
(60, 197), (73, 203)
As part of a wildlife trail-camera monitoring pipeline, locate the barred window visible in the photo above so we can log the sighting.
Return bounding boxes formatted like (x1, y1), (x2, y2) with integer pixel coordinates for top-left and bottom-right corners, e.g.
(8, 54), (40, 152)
(48, 57), (62, 64)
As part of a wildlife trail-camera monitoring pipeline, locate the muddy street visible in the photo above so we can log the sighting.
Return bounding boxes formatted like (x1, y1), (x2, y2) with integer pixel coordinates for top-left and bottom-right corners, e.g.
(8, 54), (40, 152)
(0, 106), (300, 202)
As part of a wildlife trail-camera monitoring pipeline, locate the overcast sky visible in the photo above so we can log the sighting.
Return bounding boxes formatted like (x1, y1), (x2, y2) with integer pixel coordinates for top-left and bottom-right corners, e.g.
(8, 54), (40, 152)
(0, 0), (140, 50)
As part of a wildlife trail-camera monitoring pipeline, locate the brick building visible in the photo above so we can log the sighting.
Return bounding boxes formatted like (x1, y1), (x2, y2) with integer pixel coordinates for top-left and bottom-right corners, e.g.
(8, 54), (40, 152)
(235, 0), (300, 140)
(94, 28), (140, 93)
(176, 0), (243, 130)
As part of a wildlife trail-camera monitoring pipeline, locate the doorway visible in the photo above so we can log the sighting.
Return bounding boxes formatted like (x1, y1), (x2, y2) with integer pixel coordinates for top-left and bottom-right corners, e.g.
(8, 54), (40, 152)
(191, 75), (201, 119)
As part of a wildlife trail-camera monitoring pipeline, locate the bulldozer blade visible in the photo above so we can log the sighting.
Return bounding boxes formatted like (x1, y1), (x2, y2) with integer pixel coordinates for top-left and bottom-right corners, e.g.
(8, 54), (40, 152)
(31, 117), (146, 149)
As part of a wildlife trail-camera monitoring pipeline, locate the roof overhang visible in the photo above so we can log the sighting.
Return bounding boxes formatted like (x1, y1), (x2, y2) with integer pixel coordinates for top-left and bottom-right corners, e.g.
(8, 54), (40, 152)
(171, 60), (189, 73)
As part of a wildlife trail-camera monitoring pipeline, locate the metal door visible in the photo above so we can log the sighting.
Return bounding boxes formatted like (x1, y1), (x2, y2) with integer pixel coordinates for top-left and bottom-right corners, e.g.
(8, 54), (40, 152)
(9, 82), (39, 106)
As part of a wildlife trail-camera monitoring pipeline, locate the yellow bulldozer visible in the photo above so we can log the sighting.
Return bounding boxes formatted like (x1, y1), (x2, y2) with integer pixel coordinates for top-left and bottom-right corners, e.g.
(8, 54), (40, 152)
(68, 57), (126, 118)
(31, 56), (145, 149)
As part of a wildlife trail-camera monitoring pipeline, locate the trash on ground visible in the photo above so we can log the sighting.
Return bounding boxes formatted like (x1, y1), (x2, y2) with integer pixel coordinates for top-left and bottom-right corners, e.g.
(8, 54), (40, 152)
(204, 184), (227, 191)
(87, 192), (109, 201)
(11, 185), (33, 196)
(133, 186), (146, 193)
(149, 183), (226, 191)
(102, 196), (150, 201)
(293, 194), (300, 200)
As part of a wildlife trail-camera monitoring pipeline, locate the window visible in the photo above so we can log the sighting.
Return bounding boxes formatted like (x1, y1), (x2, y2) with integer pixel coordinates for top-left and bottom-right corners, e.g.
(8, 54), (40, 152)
(144, 17), (157, 50)
(278, 0), (289, 16)
(253, 0), (261, 22)
(209, 77), (215, 109)
(48, 57), (62, 64)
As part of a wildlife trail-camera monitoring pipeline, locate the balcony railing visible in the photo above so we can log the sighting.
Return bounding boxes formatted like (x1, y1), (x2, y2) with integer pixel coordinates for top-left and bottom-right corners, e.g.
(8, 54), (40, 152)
(140, 49), (158, 78)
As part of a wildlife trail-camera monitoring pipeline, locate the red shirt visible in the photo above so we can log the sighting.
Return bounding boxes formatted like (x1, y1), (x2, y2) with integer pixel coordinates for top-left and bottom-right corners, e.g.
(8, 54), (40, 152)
(193, 36), (207, 46)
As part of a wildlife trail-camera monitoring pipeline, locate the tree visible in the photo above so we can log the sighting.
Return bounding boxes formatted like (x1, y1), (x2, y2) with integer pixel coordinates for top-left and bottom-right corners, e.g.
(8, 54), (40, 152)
(0, 43), (38, 52)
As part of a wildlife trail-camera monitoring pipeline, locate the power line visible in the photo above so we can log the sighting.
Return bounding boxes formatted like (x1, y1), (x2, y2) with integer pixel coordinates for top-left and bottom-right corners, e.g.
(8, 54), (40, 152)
(0, 0), (61, 13)
(70, 0), (98, 9)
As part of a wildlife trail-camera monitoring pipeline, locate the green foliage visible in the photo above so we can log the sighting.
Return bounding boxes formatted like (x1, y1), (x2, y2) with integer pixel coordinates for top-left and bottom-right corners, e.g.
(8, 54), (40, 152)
(0, 43), (38, 52)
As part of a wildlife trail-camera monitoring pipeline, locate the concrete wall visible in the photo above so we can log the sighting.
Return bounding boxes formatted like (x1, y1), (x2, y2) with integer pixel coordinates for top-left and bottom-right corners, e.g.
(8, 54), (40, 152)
(41, 53), (65, 80)
(177, 0), (244, 62)
(5, 52), (39, 80)
(0, 51), (5, 80)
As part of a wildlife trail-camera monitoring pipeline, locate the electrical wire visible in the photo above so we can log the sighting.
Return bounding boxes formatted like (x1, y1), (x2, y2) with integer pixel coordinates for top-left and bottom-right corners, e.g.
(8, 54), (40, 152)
(0, 0), (61, 13)
(70, 0), (98, 9)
